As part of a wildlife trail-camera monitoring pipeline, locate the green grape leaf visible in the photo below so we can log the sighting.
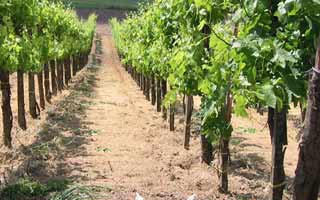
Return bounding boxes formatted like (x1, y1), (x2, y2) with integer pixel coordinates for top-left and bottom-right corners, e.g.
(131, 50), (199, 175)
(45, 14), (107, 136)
(234, 95), (248, 117)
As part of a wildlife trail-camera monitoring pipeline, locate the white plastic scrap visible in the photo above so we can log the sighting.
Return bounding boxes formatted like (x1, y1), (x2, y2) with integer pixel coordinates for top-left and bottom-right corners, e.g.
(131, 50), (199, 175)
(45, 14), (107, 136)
(187, 194), (197, 200)
(134, 193), (197, 200)
(135, 193), (144, 200)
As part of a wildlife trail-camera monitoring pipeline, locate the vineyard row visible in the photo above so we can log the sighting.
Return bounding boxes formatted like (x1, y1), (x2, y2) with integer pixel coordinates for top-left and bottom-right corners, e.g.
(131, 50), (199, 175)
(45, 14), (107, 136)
(110, 0), (320, 199)
(0, 0), (97, 148)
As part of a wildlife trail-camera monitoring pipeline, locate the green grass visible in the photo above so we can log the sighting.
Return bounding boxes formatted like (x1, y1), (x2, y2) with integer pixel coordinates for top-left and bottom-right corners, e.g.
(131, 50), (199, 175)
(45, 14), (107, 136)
(63, 0), (149, 10)
(0, 178), (110, 200)
(0, 178), (70, 200)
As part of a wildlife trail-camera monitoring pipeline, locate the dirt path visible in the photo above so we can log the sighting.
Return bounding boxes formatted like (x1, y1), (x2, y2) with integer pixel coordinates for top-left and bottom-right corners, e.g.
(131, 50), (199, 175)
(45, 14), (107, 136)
(65, 24), (217, 200)
(75, 22), (301, 200)
(61, 22), (300, 199)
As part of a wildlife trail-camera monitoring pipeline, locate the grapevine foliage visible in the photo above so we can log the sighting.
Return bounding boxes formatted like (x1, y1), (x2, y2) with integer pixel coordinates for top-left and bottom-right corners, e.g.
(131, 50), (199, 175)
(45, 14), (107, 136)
(0, 0), (97, 73)
(111, 0), (320, 142)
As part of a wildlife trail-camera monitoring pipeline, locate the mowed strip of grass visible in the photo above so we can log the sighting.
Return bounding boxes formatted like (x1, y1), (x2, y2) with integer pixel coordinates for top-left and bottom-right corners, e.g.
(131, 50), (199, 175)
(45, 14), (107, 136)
(63, 0), (148, 9)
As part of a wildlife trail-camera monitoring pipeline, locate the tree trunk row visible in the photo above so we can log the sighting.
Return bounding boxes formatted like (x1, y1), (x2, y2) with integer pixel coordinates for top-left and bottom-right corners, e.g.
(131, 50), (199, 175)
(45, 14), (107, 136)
(124, 67), (175, 131)
(1, 53), (90, 147)
(118, 24), (320, 200)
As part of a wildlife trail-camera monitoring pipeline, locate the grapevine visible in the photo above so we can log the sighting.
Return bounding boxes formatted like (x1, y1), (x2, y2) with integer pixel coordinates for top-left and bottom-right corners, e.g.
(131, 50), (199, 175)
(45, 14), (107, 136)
(0, 0), (97, 147)
(111, 0), (320, 198)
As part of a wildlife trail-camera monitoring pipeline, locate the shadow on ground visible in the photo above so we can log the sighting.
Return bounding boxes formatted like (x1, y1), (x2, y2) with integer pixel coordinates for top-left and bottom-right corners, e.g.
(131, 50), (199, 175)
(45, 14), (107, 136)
(1, 36), (103, 196)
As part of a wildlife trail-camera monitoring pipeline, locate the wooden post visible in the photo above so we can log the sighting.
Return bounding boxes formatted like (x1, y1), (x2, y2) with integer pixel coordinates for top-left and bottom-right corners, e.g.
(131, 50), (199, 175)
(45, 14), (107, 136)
(184, 95), (193, 149)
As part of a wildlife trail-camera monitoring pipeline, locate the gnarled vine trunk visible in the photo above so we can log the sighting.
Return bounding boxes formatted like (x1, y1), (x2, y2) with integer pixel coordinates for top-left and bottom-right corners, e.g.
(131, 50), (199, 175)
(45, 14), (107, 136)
(50, 60), (57, 96)
(44, 62), (51, 102)
(146, 77), (150, 101)
(0, 71), (13, 148)
(17, 70), (27, 130)
(57, 60), (63, 92)
(169, 86), (175, 132)
(143, 76), (146, 96)
(80, 53), (84, 69)
(267, 2), (288, 199)
(200, 24), (214, 166)
(140, 74), (144, 91)
(183, 94), (186, 115)
(151, 74), (156, 105)
(28, 73), (38, 119)
(37, 71), (45, 110)
(293, 40), (320, 200)
(201, 134), (213, 165)
(162, 80), (167, 120)
(218, 89), (232, 193)
(156, 79), (161, 112)
(64, 57), (71, 86)
(169, 106), (175, 131)
(219, 138), (229, 193)
(72, 55), (77, 76)
(184, 95), (193, 150)
(268, 107), (287, 200)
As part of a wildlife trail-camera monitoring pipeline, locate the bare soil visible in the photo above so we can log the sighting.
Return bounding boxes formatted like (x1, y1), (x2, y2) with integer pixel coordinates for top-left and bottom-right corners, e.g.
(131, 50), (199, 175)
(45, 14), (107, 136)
(0, 9), (303, 200)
